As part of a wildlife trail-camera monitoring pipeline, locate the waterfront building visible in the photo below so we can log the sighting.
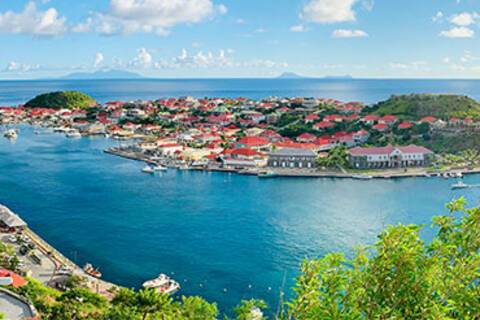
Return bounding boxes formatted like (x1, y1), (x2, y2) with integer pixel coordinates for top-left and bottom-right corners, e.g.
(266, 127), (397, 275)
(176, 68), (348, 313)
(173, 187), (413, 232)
(267, 148), (317, 168)
(348, 145), (434, 169)
(0, 205), (27, 232)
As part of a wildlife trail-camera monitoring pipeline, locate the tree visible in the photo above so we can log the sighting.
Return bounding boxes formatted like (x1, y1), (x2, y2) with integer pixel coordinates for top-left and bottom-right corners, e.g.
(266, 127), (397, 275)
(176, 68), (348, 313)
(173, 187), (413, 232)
(316, 146), (349, 169)
(287, 197), (480, 319)
(233, 299), (267, 320)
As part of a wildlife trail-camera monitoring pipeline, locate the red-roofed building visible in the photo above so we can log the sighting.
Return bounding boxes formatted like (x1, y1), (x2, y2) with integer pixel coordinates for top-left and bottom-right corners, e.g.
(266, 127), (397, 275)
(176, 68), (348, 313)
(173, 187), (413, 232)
(379, 115), (398, 125)
(237, 136), (270, 149)
(305, 114), (320, 123)
(372, 123), (389, 132)
(419, 116), (437, 124)
(398, 122), (414, 130)
(313, 121), (335, 130)
(361, 115), (379, 125)
(297, 133), (317, 143)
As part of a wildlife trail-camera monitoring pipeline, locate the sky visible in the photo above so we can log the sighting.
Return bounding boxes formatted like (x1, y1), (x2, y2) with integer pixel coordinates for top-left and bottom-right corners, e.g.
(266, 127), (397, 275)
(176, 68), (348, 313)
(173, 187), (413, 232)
(0, 0), (480, 79)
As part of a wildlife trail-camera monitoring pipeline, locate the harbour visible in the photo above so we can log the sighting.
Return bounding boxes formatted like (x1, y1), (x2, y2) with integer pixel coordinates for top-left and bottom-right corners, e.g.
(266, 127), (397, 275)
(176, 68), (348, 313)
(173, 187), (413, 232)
(1, 125), (479, 311)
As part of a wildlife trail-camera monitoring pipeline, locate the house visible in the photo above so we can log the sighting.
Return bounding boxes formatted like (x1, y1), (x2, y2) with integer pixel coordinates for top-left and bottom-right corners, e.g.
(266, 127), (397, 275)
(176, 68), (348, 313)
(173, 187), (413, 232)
(372, 123), (389, 132)
(361, 115), (379, 125)
(378, 115), (398, 126)
(313, 121), (335, 130)
(296, 133), (317, 143)
(304, 114), (320, 124)
(398, 122), (414, 130)
(222, 148), (267, 168)
(267, 148), (317, 169)
(236, 136), (270, 149)
(348, 145), (434, 169)
(419, 116), (437, 124)
(353, 130), (370, 143)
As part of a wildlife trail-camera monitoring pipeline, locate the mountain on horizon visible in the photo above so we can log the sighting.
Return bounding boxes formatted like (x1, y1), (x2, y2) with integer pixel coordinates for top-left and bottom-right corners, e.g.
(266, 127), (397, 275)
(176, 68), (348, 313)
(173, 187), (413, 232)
(276, 72), (307, 79)
(61, 69), (144, 80)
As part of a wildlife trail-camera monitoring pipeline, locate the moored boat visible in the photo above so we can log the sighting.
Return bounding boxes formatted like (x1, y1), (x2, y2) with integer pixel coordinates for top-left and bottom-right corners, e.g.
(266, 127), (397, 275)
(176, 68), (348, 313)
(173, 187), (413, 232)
(451, 181), (469, 189)
(153, 165), (167, 171)
(352, 174), (373, 180)
(3, 129), (18, 139)
(143, 274), (180, 295)
(83, 263), (102, 278)
(142, 166), (155, 174)
(258, 170), (277, 178)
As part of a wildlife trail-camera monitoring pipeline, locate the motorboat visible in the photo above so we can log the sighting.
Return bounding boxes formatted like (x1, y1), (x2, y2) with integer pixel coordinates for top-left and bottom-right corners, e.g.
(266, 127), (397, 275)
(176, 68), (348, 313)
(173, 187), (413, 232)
(143, 274), (180, 295)
(451, 181), (469, 189)
(258, 170), (277, 178)
(152, 165), (167, 171)
(83, 263), (102, 278)
(352, 174), (373, 180)
(3, 129), (18, 139)
(142, 166), (155, 174)
(66, 129), (82, 138)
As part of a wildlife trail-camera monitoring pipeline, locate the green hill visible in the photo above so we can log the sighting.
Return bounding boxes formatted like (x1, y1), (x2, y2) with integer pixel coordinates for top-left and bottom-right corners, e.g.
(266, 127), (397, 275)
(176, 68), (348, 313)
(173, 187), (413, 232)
(25, 91), (97, 109)
(373, 94), (480, 119)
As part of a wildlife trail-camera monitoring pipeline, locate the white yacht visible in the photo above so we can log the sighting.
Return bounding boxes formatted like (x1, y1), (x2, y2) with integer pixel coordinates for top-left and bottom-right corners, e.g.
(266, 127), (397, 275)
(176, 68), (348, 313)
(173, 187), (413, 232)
(153, 165), (167, 171)
(3, 129), (18, 139)
(451, 181), (469, 189)
(66, 129), (82, 138)
(143, 274), (180, 295)
(352, 174), (373, 180)
(142, 166), (155, 174)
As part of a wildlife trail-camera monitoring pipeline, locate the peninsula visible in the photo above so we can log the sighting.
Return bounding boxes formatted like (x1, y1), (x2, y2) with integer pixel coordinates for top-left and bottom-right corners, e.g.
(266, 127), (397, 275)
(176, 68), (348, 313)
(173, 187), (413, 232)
(2, 92), (480, 179)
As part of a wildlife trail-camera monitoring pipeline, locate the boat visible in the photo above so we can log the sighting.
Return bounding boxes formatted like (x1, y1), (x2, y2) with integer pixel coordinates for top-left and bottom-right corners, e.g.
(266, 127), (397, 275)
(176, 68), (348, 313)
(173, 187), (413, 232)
(455, 172), (463, 178)
(143, 274), (180, 295)
(352, 174), (373, 180)
(451, 181), (469, 189)
(66, 129), (82, 138)
(142, 166), (155, 174)
(3, 129), (18, 139)
(152, 165), (167, 171)
(258, 170), (277, 178)
(83, 263), (102, 278)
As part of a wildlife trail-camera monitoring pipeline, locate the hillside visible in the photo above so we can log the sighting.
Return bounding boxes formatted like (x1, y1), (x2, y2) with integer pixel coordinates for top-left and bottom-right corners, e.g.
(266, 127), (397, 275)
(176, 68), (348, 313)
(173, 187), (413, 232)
(25, 91), (97, 109)
(373, 94), (480, 119)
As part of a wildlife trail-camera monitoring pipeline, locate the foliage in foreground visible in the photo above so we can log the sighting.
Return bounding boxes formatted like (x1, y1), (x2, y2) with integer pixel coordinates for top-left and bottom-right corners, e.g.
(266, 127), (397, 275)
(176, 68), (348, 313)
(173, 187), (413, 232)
(12, 198), (480, 319)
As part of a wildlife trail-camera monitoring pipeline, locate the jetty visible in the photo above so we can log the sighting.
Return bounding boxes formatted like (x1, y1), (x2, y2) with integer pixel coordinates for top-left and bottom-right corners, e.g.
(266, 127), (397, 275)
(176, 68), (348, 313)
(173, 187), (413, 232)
(0, 204), (119, 300)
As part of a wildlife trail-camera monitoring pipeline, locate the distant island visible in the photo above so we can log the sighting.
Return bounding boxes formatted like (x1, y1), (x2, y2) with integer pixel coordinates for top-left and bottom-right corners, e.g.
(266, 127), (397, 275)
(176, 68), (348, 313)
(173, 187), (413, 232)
(275, 72), (353, 80)
(61, 69), (144, 80)
(25, 91), (97, 109)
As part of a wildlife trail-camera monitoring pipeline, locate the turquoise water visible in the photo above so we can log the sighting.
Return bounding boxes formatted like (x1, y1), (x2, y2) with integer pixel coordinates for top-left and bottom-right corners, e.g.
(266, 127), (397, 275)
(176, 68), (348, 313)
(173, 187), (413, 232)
(1, 125), (479, 312)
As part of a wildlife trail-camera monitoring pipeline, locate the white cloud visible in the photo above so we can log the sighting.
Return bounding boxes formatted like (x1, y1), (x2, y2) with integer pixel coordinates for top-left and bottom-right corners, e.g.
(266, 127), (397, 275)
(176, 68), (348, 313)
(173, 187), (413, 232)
(301, 0), (357, 24)
(432, 11), (444, 22)
(94, 52), (104, 68)
(0, 1), (67, 36)
(389, 61), (427, 70)
(74, 0), (227, 36)
(236, 18), (246, 24)
(332, 29), (368, 38)
(442, 57), (450, 64)
(130, 48), (153, 68)
(440, 26), (474, 38)
(153, 48), (287, 70)
(3, 61), (40, 73)
(290, 24), (308, 32)
(450, 12), (478, 26)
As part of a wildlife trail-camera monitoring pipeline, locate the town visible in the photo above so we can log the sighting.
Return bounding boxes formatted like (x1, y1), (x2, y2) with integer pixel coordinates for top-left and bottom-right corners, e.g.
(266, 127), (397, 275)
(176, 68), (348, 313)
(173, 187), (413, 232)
(1, 93), (480, 179)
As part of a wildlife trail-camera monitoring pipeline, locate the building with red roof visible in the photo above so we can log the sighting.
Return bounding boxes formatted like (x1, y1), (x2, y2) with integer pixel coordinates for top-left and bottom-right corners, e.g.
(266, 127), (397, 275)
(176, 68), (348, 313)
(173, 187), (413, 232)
(296, 133), (317, 143)
(237, 136), (270, 149)
(313, 121), (335, 130)
(372, 123), (389, 132)
(378, 115), (398, 125)
(398, 122), (414, 130)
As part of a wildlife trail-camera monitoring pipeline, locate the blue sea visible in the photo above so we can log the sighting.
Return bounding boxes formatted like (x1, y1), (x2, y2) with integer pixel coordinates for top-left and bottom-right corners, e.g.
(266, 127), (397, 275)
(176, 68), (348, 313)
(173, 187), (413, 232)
(1, 79), (480, 313)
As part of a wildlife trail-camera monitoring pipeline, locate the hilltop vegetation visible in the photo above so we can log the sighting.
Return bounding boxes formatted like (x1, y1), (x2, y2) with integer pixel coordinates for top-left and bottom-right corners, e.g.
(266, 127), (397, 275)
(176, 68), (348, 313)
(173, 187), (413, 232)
(6, 198), (479, 319)
(25, 91), (97, 110)
(372, 94), (480, 119)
